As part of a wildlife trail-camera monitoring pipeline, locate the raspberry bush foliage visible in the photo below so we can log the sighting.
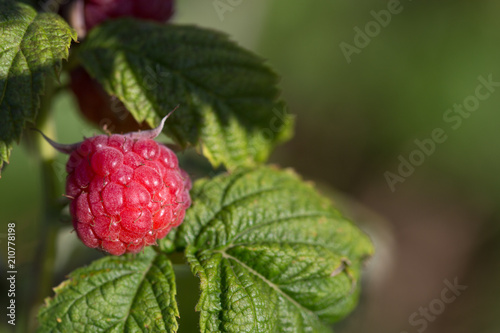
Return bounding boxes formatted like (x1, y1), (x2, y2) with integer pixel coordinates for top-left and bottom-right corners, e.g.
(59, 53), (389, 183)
(0, 1), (373, 332)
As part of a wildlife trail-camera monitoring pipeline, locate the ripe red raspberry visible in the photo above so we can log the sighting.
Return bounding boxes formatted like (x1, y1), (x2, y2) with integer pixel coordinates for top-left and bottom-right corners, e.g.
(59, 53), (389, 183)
(84, 0), (175, 30)
(40, 115), (191, 255)
(70, 67), (149, 133)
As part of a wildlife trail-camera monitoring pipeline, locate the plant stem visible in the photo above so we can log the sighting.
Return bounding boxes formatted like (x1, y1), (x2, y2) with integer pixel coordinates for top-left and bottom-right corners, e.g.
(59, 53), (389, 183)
(28, 82), (66, 331)
(153, 245), (187, 264)
(35, 142), (61, 303)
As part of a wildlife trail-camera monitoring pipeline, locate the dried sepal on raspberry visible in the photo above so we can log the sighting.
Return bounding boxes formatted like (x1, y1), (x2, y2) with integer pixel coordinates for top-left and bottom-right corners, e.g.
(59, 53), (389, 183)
(37, 113), (191, 255)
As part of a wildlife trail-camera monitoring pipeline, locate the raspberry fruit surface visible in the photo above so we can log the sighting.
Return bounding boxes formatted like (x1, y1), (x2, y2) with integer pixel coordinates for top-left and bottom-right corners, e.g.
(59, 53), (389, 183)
(41, 117), (191, 255)
(84, 0), (174, 30)
(70, 67), (148, 133)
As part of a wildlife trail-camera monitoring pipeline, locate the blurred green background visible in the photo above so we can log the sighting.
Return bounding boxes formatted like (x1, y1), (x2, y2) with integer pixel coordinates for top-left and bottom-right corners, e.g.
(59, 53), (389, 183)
(1, 0), (500, 332)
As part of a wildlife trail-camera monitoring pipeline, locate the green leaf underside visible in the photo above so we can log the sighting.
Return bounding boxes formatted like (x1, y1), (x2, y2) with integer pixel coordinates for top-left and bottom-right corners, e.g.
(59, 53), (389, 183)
(37, 248), (179, 333)
(78, 19), (293, 170)
(0, 1), (76, 175)
(165, 167), (374, 332)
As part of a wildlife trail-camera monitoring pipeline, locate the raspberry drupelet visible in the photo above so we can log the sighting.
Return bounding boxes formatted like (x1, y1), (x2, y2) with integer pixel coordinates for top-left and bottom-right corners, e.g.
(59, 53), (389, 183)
(39, 115), (191, 255)
(84, 0), (175, 30)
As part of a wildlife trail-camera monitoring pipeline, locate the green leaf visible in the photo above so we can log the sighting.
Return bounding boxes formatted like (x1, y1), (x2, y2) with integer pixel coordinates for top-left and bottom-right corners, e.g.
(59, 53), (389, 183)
(78, 20), (293, 170)
(37, 248), (179, 332)
(166, 167), (373, 332)
(0, 1), (76, 176)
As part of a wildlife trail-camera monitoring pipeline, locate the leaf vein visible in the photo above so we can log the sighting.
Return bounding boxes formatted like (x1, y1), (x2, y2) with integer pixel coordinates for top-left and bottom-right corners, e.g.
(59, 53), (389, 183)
(220, 251), (321, 323)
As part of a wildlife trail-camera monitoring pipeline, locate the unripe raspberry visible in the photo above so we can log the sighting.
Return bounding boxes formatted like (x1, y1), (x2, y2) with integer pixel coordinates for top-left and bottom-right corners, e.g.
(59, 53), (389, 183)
(40, 115), (191, 255)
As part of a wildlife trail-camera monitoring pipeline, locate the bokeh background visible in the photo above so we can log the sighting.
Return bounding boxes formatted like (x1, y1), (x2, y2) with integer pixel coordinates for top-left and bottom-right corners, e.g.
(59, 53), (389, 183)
(1, 0), (500, 332)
